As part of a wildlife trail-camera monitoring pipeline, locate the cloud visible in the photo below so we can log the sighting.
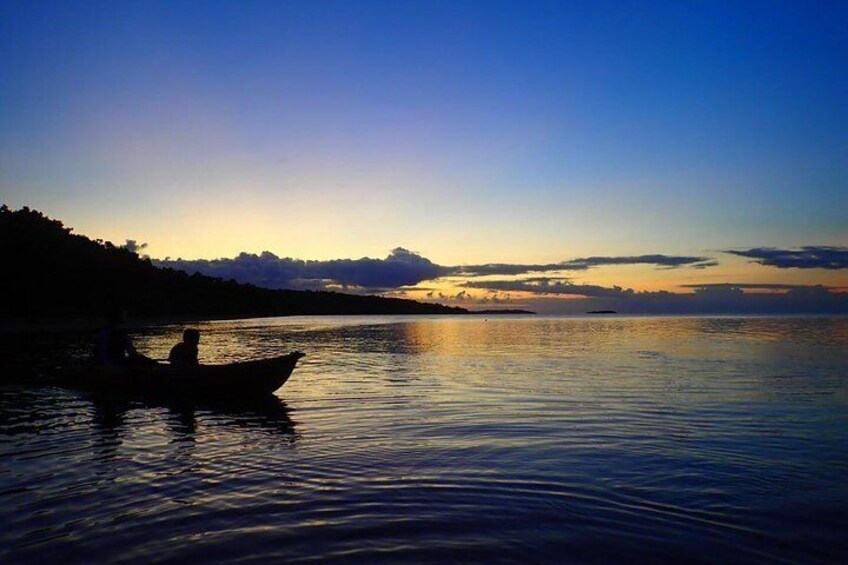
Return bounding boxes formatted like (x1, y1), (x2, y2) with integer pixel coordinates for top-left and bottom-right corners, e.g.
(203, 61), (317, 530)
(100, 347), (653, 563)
(466, 278), (843, 298)
(478, 291), (511, 304)
(680, 283), (831, 291)
(462, 278), (637, 298)
(154, 246), (845, 313)
(462, 278), (848, 314)
(156, 249), (716, 291)
(455, 254), (716, 276)
(563, 255), (716, 269)
(452, 262), (567, 276)
(725, 246), (848, 269)
(156, 247), (449, 291)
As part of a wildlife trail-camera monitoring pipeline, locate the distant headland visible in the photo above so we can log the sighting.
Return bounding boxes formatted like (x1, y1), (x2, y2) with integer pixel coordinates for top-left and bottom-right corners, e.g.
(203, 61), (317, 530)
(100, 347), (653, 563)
(586, 310), (617, 314)
(0, 206), (468, 322)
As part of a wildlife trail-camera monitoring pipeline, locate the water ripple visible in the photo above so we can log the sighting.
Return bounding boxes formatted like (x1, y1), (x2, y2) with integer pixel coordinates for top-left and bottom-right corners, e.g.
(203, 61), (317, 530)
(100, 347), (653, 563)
(1, 316), (847, 563)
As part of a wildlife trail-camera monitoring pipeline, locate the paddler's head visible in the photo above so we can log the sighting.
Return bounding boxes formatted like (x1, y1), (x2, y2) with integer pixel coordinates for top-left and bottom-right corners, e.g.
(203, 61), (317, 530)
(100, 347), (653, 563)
(183, 329), (200, 346)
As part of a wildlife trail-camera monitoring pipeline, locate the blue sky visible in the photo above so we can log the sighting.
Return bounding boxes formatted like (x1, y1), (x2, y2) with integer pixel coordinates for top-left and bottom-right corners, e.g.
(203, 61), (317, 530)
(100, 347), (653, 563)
(1, 1), (846, 311)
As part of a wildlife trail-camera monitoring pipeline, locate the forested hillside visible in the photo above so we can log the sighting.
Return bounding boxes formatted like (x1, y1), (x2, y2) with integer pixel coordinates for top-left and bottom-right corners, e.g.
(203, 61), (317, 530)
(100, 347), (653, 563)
(0, 206), (467, 318)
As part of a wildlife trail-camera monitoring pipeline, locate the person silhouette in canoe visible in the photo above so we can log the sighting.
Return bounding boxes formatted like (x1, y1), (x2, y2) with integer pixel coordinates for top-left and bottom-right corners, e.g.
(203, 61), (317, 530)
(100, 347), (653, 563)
(169, 329), (200, 368)
(93, 308), (154, 366)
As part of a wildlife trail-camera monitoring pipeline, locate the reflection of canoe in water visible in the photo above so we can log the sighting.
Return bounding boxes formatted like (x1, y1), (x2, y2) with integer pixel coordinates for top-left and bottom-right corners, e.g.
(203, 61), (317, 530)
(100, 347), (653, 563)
(63, 352), (305, 397)
(86, 392), (300, 439)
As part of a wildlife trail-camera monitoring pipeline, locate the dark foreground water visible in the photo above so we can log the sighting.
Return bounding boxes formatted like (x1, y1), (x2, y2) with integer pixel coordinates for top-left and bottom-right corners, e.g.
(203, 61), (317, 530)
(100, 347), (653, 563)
(2, 316), (847, 563)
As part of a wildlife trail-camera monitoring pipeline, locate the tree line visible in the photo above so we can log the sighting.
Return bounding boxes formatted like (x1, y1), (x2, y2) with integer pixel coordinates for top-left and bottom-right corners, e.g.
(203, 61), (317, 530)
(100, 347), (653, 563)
(0, 206), (467, 319)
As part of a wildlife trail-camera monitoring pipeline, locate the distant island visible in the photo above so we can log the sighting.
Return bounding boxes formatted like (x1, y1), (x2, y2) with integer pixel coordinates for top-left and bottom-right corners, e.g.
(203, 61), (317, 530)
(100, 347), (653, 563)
(0, 206), (468, 321)
(586, 310), (617, 314)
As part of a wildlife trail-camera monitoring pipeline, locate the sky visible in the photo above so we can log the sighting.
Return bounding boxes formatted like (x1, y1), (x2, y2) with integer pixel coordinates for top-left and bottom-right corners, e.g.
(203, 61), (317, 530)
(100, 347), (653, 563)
(1, 0), (847, 313)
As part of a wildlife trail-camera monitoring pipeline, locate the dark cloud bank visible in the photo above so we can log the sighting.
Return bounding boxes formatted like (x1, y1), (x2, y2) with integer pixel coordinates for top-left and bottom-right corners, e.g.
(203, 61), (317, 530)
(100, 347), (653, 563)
(454, 255), (717, 276)
(156, 248), (450, 292)
(154, 247), (848, 314)
(155, 249), (713, 291)
(726, 246), (848, 270)
(462, 278), (847, 314)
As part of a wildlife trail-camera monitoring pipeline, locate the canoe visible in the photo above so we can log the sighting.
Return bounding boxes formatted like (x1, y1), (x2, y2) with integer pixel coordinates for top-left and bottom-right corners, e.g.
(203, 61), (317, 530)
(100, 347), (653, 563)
(62, 352), (305, 398)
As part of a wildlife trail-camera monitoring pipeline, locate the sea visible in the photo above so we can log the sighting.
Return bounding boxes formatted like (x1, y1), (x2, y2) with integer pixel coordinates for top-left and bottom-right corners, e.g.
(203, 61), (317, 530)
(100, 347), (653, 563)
(2, 315), (847, 563)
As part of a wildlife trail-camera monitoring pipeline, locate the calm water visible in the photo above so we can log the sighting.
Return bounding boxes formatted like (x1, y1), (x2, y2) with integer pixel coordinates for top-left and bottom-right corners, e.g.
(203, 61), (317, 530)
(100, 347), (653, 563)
(2, 316), (847, 563)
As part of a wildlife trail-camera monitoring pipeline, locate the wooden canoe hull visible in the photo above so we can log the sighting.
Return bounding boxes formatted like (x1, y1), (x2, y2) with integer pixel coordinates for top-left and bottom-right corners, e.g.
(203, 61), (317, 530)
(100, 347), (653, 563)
(63, 352), (304, 398)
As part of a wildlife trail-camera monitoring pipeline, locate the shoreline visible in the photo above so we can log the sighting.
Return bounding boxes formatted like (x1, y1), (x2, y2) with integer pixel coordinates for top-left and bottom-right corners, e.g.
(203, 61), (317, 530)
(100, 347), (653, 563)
(0, 310), (516, 334)
(0, 313), (284, 335)
(2, 311), (845, 334)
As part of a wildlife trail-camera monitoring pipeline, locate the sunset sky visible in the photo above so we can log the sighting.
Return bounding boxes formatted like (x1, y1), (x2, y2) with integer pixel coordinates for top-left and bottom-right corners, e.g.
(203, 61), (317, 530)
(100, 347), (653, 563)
(2, 1), (846, 312)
